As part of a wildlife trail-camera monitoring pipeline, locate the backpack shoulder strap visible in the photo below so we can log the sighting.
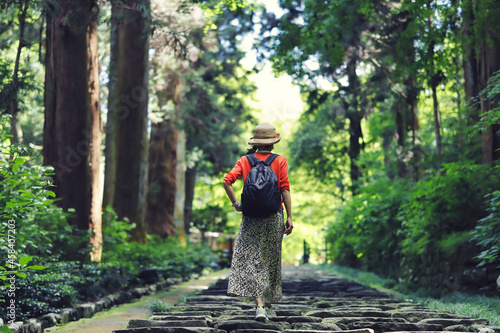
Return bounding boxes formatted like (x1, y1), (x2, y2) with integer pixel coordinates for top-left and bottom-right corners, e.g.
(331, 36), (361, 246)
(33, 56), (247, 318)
(264, 154), (279, 166)
(246, 154), (258, 166)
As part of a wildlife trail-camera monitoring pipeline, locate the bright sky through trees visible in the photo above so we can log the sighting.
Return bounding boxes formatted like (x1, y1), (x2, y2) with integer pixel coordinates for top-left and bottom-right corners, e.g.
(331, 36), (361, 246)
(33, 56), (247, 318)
(238, 0), (304, 122)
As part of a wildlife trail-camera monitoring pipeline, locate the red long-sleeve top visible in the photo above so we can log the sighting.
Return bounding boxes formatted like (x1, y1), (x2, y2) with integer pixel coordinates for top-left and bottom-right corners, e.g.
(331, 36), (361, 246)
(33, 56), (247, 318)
(223, 153), (290, 192)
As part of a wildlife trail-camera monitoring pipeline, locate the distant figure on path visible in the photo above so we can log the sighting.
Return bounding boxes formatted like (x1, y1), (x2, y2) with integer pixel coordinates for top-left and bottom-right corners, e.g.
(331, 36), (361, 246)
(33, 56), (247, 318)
(223, 122), (294, 322)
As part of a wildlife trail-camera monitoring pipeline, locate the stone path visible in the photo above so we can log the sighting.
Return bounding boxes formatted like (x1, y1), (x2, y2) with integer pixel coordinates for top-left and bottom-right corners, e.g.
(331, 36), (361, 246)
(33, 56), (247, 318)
(113, 265), (500, 333)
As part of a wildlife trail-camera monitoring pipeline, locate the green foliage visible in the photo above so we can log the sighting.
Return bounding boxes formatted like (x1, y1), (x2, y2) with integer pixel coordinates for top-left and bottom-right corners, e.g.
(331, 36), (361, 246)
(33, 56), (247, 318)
(398, 163), (499, 291)
(192, 204), (228, 235)
(472, 190), (500, 267)
(101, 210), (220, 278)
(193, 176), (242, 234)
(0, 255), (46, 286)
(0, 115), (85, 261)
(147, 300), (170, 314)
(329, 162), (500, 295)
(101, 205), (135, 257)
(290, 98), (350, 200)
(328, 176), (411, 277)
(1, 261), (126, 319)
(476, 70), (500, 132)
(180, 9), (257, 176)
(268, 0), (358, 79)
(0, 121), (53, 222)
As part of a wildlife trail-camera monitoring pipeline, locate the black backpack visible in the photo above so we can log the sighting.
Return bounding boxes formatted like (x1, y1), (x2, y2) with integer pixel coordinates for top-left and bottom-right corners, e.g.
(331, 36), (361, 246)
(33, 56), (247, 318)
(241, 154), (281, 218)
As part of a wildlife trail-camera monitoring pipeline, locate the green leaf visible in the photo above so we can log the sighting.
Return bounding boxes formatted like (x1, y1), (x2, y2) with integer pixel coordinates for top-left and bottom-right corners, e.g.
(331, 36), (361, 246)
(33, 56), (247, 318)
(1, 324), (12, 333)
(26, 265), (47, 270)
(15, 272), (27, 278)
(45, 190), (56, 198)
(19, 255), (32, 266)
(14, 157), (25, 165)
(12, 164), (20, 173)
(0, 266), (6, 271)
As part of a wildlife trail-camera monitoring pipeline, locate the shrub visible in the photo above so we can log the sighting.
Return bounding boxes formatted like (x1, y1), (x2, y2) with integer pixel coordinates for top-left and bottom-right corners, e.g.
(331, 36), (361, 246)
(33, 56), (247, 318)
(0, 115), (81, 262)
(328, 176), (411, 277)
(147, 300), (170, 314)
(398, 162), (500, 293)
(472, 190), (500, 267)
(100, 211), (220, 280)
(330, 161), (500, 296)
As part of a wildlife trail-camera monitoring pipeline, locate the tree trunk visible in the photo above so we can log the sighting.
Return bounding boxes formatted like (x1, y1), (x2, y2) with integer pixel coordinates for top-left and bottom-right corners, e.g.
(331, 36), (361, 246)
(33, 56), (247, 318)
(43, 0), (102, 262)
(432, 82), (443, 158)
(462, 0), (480, 125)
(146, 121), (177, 237)
(462, 0), (500, 164)
(102, 4), (119, 213)
(184, 166), (196, 235)
(174, 130), (187, 243)
(104, 0), (150, 243)
(346, 56), (363, 195)
(394, 102), (408, 177)
(407, 77), (421, 180)
(9, 0), (29, 145)
(478, 35), (500, 164)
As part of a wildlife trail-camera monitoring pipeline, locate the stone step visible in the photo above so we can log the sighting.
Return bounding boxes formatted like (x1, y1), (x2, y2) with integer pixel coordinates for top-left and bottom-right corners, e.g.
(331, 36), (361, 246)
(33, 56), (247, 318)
(114, 266), (492, 333)
(127, 319), (209, 329)
(114, 328), (225, 333)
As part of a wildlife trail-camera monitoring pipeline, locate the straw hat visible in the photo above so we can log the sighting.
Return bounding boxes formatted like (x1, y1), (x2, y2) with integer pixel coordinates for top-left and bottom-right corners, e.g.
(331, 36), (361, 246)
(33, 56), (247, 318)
(248, 123), (281, 145)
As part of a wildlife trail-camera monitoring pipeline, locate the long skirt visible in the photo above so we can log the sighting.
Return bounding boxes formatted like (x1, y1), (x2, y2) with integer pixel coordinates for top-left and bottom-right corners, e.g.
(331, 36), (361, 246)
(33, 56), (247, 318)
(227, 209), (285, 303)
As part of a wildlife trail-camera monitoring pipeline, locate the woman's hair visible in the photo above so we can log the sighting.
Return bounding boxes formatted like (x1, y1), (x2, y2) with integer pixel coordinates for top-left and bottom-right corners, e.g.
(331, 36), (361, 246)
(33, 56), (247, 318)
(246, 145), (274, 154)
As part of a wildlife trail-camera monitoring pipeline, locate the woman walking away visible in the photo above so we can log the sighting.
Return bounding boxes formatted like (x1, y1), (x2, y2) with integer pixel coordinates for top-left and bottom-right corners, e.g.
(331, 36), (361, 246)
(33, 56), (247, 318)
(223, 122), (293, 322)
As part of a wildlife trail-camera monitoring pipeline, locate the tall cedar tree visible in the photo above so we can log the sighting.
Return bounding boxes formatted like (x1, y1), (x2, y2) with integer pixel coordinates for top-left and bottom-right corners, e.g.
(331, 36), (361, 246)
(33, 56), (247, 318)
(462, 0), (500, 164)
(103, 0), (150, 243)
(147, 68), (182, 238)
(8, 0), (29, 145)
(43, 0), (102, 261)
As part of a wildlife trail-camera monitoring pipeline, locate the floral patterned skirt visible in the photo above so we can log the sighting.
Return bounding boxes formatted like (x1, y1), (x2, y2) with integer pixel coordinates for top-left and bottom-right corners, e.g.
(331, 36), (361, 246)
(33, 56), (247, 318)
(227, 209), (284, 303)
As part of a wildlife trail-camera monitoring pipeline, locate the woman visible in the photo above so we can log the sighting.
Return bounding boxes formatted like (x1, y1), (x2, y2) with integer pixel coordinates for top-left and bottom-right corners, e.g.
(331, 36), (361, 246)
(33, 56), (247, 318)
(223, 122), (293, 322)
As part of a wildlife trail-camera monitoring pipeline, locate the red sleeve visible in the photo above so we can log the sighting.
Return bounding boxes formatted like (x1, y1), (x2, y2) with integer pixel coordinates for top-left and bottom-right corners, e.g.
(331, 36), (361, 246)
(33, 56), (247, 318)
(278, 156), (290, 191)
(223, 156), (245, 185)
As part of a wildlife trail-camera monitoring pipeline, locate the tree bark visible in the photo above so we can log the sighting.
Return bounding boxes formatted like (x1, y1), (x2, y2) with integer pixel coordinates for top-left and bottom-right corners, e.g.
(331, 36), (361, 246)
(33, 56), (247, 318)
(431, 82), (443, 158)
(184, 166), (196, 235)
(345, 56), (364, 195)
(43, 0), (102, 262)
(104, 0), (150, 243)
(406, 76), (421, 180)
(478, 35), (500, 164)
(426, 17), (443, 167)
(462, 0), (500, 164)
(102, 4), (119, 213)
(146, 121), (177, 237)
(462, 0), (480, 125)
(9, 0), (29, 145)
(174, 129), (187, 243)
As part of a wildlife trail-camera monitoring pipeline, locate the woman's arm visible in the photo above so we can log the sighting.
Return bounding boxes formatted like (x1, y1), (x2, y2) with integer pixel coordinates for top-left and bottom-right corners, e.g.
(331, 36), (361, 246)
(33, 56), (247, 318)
(282, 189), (293, 235)
(224, 182), (242, 212)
